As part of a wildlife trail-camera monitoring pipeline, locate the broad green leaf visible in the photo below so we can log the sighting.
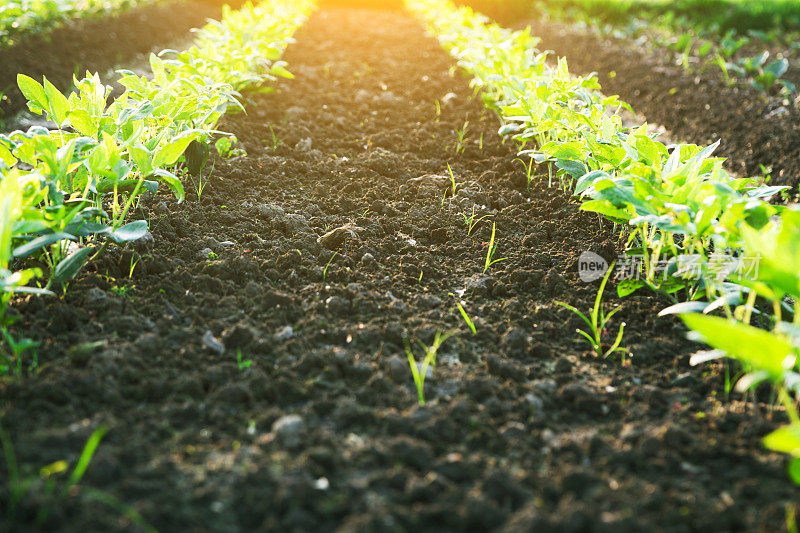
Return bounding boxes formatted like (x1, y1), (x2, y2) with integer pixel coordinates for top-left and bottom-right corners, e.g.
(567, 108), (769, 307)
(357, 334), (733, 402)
(153, 133), (198, 168)
(108, 221), (148, 244)
(17, 74), (47, 115)
(153, 169), (185, 203)
(43, 77), (71, 126)
(580, 199), (631, 222)
(681, 313), (796, 379)
(53, 247), (94, 283)
(66, 110), (97, 137)
(13, 232), (75, 258)
(617, 278), (645, 297)
(763, 425), (800, 457)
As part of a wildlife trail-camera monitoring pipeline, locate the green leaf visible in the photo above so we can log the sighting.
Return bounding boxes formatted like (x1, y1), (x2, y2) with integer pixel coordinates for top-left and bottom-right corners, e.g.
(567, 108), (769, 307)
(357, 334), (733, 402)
(153, 133), (198, 168)
(66, 110), (97, 136)
(580, 199), (631, 222)
(53, 247), (94, 283)
(681, 313), (796, 380)
(617, 278), (645, 297)
(13, 233), (76, 259)
(43, 77), (71, 126)
(763, 425), (800, 457)
(153, 169), (185, 203)
(17, 74), (47, 115)
(107, 221), (148, 244)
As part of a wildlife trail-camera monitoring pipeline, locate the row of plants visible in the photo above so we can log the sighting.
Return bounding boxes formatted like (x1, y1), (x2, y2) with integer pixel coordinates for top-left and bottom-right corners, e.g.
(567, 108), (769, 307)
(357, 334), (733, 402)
(544, 0), (798, 95)
(540, 0), (800, 35)
(406, 0), (800, 484)
(457, 0), (799, 95)
(0, 0), (315, 376)
(0, 0), (155, 48)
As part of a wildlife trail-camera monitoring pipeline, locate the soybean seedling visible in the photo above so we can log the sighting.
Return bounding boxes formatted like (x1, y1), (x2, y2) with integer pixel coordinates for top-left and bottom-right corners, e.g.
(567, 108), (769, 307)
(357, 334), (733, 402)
(404, 330), (455, 405)
(483, 222), (506, 273)
(555, 263), (626, 358)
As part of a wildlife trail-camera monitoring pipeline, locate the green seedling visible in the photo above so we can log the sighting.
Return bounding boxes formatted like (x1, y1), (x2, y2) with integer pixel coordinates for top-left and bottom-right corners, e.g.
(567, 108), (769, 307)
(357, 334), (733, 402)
(208, 251), (219, 260)
(404, 330), (454, 406)
(483, 222), (506, 273)
(462, 206), (490, 236)
(1, 425), (154, 531)
(456, 302), (477, 335)
(454, 120), (469, 154)
(322, 251), (338, 282)
(0, 329), (38, 377)
(266, 126), (284, 151)
(556, 264), (626, 358)
(236, 349), (253, 371)
(446, 163), (462, 196)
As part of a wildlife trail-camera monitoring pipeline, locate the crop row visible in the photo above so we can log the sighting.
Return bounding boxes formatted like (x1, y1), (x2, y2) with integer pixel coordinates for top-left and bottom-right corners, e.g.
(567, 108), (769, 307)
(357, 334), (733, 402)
(0, 0), (152, 48)
(407, 0), (800, 483)
(0, 0), (315, 375)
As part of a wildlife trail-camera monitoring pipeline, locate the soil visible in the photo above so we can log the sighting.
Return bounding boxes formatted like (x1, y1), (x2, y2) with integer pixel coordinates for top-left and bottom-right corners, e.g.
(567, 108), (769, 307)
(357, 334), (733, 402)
(0, 0), (242, 123)
(520, 16), (800, 192)
(1, 6), (798, 532)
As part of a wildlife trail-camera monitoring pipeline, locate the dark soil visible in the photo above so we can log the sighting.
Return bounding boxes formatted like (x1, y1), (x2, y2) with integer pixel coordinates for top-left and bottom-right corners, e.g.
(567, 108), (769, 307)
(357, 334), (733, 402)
(522, 17), (800, 192)
(1, 7), (797, 532)
(0, 0), (241, 123)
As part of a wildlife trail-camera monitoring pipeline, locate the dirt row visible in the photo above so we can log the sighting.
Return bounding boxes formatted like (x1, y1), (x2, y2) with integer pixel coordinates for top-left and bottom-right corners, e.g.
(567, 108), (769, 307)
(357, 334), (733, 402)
(0, 0), (245, 124)
(0, 6), (797, 532)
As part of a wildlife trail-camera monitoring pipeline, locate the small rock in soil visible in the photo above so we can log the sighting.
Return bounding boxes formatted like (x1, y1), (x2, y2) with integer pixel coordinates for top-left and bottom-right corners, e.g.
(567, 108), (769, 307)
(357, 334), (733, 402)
(283, 213), (312, 235)
(318, 223), (362, 250)
(202, 331), (225, 355)
(554, 358), (572, 374)
(502, 328), (529, 357)
(86, 287), (107, 304)
(256, 203), (286, 218)
(222, 325), (256, 349)
(275, 325), (294, 341)
(360, 252), (378, 270)
(295, 137), (313, 151)
(272, 414), (307, 449)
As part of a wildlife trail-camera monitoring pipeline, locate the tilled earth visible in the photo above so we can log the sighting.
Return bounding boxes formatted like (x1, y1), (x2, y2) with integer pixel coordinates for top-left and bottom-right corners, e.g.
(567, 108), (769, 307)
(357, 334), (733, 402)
(0, 7), (798, 532)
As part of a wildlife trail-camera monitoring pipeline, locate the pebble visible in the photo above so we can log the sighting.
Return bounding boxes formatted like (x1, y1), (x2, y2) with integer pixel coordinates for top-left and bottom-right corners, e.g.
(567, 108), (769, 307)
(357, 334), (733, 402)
(202, 331), (225, 356)
(284, 213), (311, 234)
(275, 325), (294, 341)
(295, 138), (313, 151)
(360, 252), (378, 270)
(272, 414), (307, 449)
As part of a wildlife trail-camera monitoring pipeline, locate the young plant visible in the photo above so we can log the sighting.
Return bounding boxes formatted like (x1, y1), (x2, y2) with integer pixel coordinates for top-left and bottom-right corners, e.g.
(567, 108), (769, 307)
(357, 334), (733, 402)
(462, 206), (491, 236)
(236, 349), (253, 371)
(456, 302), (477, 334)
(483, 222), (506, 273)
(453, 120), (469, 154)
(556, 263), (626, 358)
(322, 251), (338, 282)
(1, 425), (154, 530)
(403, 330), (454, 405)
